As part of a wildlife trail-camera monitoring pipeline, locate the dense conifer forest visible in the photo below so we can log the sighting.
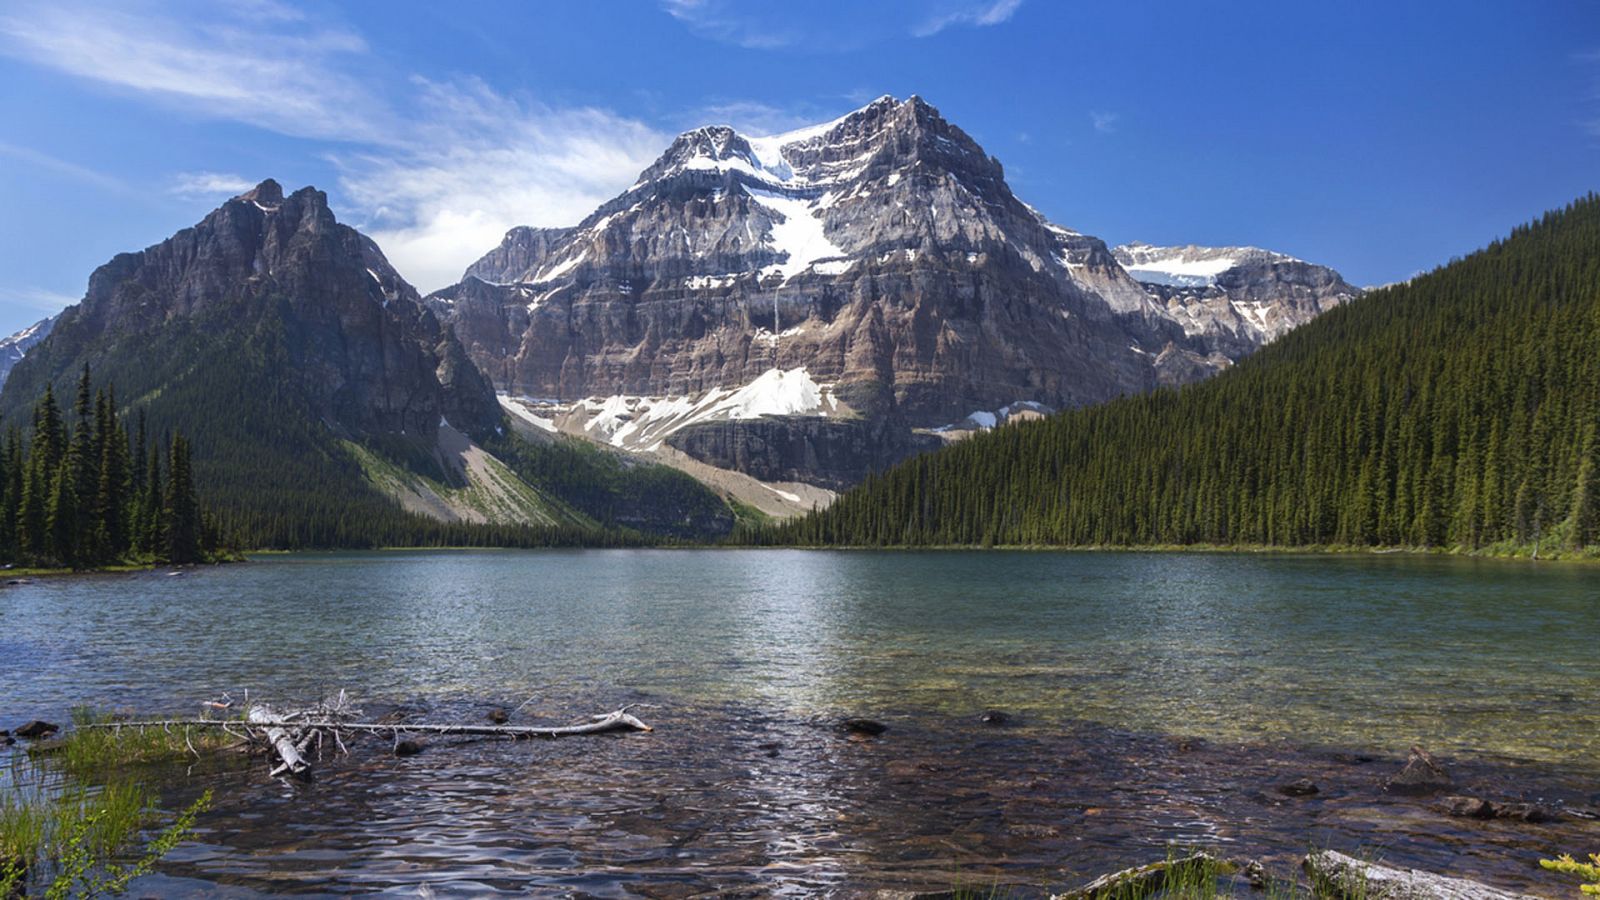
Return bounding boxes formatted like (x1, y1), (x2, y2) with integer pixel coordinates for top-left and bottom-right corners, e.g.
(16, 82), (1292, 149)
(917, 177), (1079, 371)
(0, 367), (216, 568)
(756, 194), (1600, 555)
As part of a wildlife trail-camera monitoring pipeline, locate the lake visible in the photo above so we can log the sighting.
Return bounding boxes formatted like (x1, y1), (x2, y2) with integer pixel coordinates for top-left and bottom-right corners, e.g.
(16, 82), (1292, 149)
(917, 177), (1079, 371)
(3, 550), (1597, 895)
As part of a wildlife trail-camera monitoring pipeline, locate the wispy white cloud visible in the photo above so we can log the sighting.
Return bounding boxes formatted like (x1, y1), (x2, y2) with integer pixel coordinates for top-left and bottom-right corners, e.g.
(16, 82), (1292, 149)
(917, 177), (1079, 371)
(660, 0), (799, 49)
(912, 0), (1025, 38)
(0, 141), (128, 193)
(0, 0), (390, 144)
(1090, 111), (1119, 134)
(662, 0), (1025, 49)
(5, 286), (79, 315)
(0, 0), (669, 293)
(686, 99), (832, 136)
(336, 77), (667, 292)
(169, 171), (258, 197)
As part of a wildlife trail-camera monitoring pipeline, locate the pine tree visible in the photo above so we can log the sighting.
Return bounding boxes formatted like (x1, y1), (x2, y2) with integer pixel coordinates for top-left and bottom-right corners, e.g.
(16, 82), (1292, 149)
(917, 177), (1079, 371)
(0, 429), (21, 556)
(1569, 421), (1599, 549)
(139, 443), (164, 558)
(164, 434), (200, 564)
(45, 464), (78, 568)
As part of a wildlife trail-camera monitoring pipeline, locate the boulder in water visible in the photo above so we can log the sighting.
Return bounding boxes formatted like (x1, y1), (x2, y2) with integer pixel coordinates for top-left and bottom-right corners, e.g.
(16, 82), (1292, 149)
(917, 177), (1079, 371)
(1384, 745), (1452, 795)
(13, 720), (57, 739)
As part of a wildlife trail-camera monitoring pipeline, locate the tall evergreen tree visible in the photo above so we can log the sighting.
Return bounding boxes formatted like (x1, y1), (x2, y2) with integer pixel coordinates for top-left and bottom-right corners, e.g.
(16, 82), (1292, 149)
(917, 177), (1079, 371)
(1570, 420), (1599, 549)
(164, 434), (200, 564)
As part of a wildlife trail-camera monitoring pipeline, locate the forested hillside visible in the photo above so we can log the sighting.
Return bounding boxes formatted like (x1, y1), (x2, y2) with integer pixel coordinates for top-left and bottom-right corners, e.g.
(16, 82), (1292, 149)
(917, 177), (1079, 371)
(762, 194), (1600, 555)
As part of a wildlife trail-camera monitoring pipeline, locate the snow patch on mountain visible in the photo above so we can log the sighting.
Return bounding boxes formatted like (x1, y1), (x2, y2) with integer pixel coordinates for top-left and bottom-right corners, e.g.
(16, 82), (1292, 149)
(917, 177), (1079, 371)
(502, 367), (841, 453)
(1113, 242), (1300, 287)
(1122, 255), (1239, 287)
(745, 187), (848, 281)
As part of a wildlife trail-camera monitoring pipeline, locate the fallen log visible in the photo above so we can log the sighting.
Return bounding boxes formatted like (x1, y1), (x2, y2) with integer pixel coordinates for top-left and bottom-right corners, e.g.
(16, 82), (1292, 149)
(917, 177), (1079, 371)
(1304, 850), (1536, 900)
(79, 701), (651, 779)
(87, 709), (652, 739)
(248, 704), (309, 777)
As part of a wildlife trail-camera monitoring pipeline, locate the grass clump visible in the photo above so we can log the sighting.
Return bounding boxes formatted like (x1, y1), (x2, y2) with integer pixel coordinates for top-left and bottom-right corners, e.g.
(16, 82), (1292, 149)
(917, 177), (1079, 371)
(54, 708), (232, 782)
(1, 709), (218, 897)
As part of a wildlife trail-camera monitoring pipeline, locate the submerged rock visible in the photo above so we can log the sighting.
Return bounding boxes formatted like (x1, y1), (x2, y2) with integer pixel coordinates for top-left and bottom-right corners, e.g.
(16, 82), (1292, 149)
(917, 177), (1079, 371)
(13, 720), (58, 739)
(840, 718), (888, 737)
(1385, 745), (1452, 795)
(1441, 795), (1552, 823)
(1278, 778), (1321, 797)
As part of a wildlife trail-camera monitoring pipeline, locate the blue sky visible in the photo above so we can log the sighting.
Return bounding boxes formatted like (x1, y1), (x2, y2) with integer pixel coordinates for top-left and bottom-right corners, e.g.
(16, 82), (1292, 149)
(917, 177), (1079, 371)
(0, 0), (1596, 335)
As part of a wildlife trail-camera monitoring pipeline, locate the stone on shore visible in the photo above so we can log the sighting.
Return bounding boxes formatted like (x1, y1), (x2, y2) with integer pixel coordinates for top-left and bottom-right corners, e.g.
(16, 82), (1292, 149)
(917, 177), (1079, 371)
(1304, 849), (1536, 899)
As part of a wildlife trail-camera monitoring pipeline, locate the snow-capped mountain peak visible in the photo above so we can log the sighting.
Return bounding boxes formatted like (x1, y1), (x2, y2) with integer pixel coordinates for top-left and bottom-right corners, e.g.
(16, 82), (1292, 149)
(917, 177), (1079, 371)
(426, 94), (1360, 493)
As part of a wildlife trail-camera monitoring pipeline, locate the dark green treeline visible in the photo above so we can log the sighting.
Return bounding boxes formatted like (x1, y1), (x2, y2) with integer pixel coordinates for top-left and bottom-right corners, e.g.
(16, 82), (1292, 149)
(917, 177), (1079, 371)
(1, 367), (215, 568)
(759, 193), (1600, 554)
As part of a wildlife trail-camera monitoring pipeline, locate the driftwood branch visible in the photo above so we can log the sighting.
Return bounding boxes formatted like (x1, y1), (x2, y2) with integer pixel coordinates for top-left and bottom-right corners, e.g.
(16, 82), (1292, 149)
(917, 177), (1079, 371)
(1304, 850), (1536, 900)
(79, 699), (651, 779)
(84, 710), (652, 739)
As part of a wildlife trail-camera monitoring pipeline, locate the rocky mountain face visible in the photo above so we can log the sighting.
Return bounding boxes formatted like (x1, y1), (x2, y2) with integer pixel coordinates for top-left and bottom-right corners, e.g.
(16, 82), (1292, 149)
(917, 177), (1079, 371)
(425, 96), (1359, 492)
(0, 315), (56, 389)
(0, 180), (561, 539)
(5, 179), (500, 444)
(464, 226), (576, 284)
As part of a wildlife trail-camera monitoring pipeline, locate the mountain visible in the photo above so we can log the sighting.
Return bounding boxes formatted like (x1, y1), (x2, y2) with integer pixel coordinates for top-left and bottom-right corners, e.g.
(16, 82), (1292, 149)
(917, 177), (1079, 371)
(0, 180), (731, 545)
(0, 315), (56, 388)
(764, 194), (1600, 554)
(428, 96), (1357, 497)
